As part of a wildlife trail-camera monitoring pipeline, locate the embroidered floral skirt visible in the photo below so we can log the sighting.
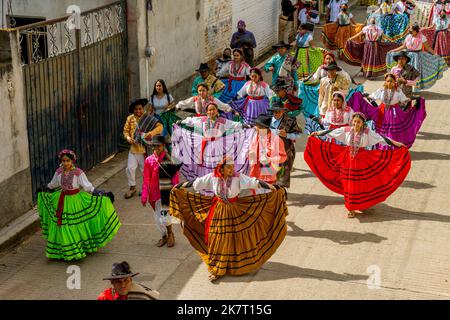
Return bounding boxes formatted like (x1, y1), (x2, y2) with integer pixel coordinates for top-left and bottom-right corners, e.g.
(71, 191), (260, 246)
(342, 40), (400, 78)
(169, 187), (288, 276)
(386, 51), (448, 90)
(368, 13), (410, 43)
(304, 136), (411, 211)
(37, 191), (121, 261)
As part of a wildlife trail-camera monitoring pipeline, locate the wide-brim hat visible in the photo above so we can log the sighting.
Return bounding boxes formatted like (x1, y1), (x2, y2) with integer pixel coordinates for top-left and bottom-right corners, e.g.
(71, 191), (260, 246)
(271, 78), (290, 90)
(272, 41), (292, 49)
(393, 51), (411, 63)
(103, 261), (140, 280)
(323, 61), (342, 71)
(195, 63), (211, 72)
(268, 104), (289, 112)
(148, 135), (166, 145)
(254, 114), (272, 129)
(129, 98), (149, 114)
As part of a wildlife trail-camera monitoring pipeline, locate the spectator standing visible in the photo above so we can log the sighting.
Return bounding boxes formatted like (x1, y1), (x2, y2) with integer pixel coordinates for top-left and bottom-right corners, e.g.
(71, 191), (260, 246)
(230, 20), (257, 66)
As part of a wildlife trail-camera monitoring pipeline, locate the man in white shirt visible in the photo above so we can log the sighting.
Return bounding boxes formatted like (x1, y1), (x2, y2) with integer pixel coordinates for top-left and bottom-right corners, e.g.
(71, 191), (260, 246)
(298, 1), (320, 26)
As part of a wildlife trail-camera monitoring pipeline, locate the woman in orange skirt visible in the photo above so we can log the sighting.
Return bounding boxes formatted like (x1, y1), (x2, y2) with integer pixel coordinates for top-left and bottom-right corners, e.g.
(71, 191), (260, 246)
(322, 3), (364, 57)
(170, 158), (288, 282)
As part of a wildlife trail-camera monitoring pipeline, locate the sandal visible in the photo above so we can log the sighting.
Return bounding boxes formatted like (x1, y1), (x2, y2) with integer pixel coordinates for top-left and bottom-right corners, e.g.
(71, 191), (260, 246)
(208, 274), (219, 282)
(347, 211), (356, 218)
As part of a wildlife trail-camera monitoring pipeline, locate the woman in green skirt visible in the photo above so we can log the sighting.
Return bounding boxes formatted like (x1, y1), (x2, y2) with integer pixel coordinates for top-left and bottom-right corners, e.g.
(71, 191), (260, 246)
(37, 149), (121, 261)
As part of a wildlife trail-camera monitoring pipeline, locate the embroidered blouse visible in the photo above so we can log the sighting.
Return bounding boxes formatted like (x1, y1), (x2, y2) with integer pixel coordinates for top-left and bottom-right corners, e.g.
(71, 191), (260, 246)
(393, 1), (406, 14)
(295, 32), (314, 48)
(227, 61), (251, 79)
(176, 96), (232, 114)
(323, 105), (354, 126)
(324, 126), (391, 148)
(180, 116), (242, 136)
(404, 33), (427, 51)
(337, 12), (353, 25)
(237, 81), (274, 99)
(369, 88), (409, 105)
(193, 173), (260, 199)
(48, 167), (95, 192)
(362, 25), (383, 41)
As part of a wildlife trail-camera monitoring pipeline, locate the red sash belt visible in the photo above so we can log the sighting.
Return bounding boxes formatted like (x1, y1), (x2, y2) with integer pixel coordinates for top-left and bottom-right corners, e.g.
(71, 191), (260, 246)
(329, 123), (349, 130)
(204, 196), (238, 244)
(249, 96), (265, 100)
(228, 76), (246, 91)
(377, 103), (387, 129)
(200, 136), (217, 164)
(56, 189), (80, 226)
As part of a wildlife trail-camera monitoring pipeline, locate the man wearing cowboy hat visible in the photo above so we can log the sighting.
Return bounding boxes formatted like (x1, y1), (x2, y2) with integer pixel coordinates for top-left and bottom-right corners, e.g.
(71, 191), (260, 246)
(390, 50), (420, 98)
(268, 101), (302, 188)
(98, 261), (160, 300)
(123, 98), (163, 199)
(141, 135), (181, 248)
(264, 41), (300, 95)
(191, 63), (225, 98)
(230, 20), (257, 66)
(318, 61), (350, 116)
(270, 78), (303, 118)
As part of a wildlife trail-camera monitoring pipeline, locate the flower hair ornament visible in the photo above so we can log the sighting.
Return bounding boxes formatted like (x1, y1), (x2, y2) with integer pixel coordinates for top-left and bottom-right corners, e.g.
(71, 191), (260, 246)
(58, 149), (77, 162)
(352, 112), (368, 126)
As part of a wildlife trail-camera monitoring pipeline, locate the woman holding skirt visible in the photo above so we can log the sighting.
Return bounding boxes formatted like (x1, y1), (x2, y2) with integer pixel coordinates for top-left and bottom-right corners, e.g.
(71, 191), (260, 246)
(386, 23), (448, 90)
(229, 68), (274, 125)
(37, 150), (121, 261)
(421, 13), (450, 65)
(170, 158), (288, 282)
(348, 74), (427, 149)
(343, 18), (400, 78)
(306, 112), (410, 218)
(293, 23), (325, 78)
(369, 1), (410, 43)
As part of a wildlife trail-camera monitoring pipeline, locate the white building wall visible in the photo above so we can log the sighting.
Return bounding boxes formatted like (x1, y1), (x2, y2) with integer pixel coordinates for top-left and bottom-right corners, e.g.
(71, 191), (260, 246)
(232, 0), (281, 58)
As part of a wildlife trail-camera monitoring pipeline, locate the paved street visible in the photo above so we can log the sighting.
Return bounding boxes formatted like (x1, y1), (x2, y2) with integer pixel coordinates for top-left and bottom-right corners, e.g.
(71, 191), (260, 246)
(1, 5), (450, 300)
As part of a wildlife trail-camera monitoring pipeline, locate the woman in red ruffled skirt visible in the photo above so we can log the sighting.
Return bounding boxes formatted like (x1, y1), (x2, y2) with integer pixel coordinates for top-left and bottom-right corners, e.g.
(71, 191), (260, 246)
(305, 112), (411, 218)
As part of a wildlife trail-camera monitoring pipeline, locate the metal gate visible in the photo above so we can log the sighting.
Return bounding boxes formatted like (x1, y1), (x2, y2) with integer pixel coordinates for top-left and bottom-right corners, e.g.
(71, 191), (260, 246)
(18, 1), (129, 200)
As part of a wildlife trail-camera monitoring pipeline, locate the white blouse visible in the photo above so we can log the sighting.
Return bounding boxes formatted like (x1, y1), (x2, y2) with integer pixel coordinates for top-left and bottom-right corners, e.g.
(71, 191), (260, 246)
(326, 127), (389, 148)
(237, 81), (274, 98)
(181, 116), (242, 137)
(176, 96), (232, 114)
(369, 88), (409, 105)
(309, 66), (352, 83)
(149, 94), (174, 115)
(193, 173), (260, 198)
(323, 106), (354, 126)
(48, 167), (95, 192)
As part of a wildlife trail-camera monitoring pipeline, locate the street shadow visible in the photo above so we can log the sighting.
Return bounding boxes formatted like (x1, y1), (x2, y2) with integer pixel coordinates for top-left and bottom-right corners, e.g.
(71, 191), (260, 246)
(355, 203), (450, 224)
(290, 172), (316, 179)
(287, 192), (343, 209)
(410, 151), (450, 161)
(419, 91), (450, 101)
(219, 261), (368, 283)
(287, 221), (388, 245)
(416, 131), (450, 141)
(400, 180), (435, 190)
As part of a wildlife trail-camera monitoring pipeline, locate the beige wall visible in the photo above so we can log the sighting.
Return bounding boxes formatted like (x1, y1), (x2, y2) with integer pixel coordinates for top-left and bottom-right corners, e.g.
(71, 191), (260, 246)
(0, 30), (33, 228)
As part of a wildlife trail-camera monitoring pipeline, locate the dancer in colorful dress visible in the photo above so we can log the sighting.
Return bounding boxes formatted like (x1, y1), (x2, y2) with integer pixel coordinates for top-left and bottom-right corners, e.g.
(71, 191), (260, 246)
(268, 101), (302, 188)
(370, 0), (410, 43)
(141, 136), (180, 248)
(218, 49), (251, 103)
(264, 41), (300, 94)
(148, 79), (180, 137)
(37, 150), (121, 261)
(299, 52), (360, 118)
(248, 115), (287, 184)
(170, 158), (287, 282)
(428, 0), (448, 26)
(172, 102), (248, 181)
(229, 67), (273, 125)
(270, 78), (303, 118)
(343, 17), (400, 78)
(348, 73), (426, 149)
(327, 0), (348, 23)
(306, 112), (410, 218)
(123, 98), (163, 199)
(387, 23), (448, 90)
(322, 3), (364, 56)
(318, 61), (351, 117)
(389, 50), (420, 98)
(176, 83), (232, 116)
(191, 63), (225, 98)
(422, 12), (450, 65)
(293, 23), (325, 78)
(305, 91), (354, 139)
